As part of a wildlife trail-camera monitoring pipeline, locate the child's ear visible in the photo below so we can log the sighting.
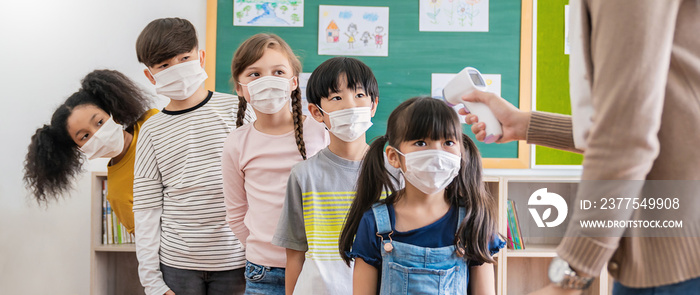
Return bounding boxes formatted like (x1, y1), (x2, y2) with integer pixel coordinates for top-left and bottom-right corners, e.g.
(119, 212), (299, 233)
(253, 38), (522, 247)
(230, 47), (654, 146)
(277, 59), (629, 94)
(385, 145), (402, 169)
(143, 69), (156, 85)
(235, 83), (243, 98)
(291, 76), (299, 91)
(370, 97), (379, 117)
(309, 103), (325, 124)
(199, 50), (206, 68)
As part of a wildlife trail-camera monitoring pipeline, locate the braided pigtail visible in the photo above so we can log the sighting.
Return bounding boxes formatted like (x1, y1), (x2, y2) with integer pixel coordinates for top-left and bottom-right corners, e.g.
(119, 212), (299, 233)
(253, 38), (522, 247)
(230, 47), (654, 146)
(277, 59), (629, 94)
(236, 98), (248, 128)
(291, 87), (306, 160)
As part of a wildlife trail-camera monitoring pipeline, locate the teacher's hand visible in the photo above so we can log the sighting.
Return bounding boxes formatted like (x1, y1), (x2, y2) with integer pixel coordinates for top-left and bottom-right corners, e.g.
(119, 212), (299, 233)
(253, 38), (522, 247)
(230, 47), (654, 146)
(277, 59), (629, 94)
(459, 89), (530, 143)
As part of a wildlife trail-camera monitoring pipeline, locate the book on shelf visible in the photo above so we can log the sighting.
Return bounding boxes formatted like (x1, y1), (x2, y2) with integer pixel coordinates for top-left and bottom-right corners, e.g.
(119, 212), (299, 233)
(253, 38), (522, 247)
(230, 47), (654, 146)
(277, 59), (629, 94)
(513, 199), (525, 249)
(101, 178), (135, 245)
(507, 199), (526, 250)
(102, 179), (108, 245)
(106, 196), (113, 244)
(506, 222), (515, 249)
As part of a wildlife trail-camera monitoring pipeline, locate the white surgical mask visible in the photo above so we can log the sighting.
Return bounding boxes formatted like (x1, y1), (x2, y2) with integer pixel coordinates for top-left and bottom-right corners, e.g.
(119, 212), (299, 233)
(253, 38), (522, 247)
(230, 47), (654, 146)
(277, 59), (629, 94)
(79, 116), (125, 160)
(393, 148), (461, 195)
(151, 59), (207, 100)
(240, 76), (294, 114)
(317, 106), (373, 142)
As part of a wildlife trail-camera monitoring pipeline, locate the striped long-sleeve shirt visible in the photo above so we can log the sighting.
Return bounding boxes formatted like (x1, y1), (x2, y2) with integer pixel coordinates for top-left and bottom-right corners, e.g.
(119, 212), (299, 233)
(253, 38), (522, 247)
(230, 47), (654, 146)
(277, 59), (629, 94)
(133, 91), (254, 294)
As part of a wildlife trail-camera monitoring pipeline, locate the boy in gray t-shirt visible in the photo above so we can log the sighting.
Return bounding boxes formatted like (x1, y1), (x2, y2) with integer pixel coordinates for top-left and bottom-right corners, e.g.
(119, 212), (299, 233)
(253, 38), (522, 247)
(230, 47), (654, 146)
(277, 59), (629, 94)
(272, 57), (380, 295)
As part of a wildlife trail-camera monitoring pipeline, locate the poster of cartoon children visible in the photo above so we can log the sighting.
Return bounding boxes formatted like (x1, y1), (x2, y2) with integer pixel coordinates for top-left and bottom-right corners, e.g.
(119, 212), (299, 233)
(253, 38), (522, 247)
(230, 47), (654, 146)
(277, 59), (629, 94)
(234, 0), (304, 27)
(419, 0), (489, 32)
(318, 5), (389, 57)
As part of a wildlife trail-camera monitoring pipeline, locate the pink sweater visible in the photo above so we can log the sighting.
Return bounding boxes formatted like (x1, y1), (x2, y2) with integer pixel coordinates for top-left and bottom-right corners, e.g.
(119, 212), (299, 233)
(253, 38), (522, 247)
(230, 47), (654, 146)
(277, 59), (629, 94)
(222, 116), (329, 267)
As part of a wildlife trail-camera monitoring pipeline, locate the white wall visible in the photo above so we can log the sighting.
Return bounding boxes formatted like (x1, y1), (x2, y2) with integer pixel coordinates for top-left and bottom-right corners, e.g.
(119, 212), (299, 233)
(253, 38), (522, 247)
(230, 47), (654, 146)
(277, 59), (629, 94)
(0, 1), (206, 294)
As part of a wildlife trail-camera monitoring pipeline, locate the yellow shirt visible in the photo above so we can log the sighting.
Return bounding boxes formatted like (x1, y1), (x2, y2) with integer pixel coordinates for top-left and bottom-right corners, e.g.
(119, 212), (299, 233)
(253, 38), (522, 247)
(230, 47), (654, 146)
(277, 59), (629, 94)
(106, 109), (159, 234)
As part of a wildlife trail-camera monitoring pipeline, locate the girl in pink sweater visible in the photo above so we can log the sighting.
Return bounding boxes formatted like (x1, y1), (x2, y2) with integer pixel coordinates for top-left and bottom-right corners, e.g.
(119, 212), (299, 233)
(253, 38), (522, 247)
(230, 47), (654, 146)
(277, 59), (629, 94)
(222, 33), (329, 294)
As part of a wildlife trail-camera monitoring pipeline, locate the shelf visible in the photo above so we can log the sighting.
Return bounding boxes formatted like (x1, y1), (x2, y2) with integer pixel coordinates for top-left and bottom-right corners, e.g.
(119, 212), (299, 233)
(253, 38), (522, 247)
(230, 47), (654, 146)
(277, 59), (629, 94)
(87, 173), (609, 295)
(93, 243), (136, 252)
(506, 244), (557, 257)
(501, 176), (608, 294)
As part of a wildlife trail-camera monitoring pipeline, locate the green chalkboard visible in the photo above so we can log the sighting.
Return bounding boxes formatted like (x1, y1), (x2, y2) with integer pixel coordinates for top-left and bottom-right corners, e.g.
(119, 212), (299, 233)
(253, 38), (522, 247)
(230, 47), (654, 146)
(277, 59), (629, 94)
(211, 0), (530, 164)
(534, 0), (582, 165)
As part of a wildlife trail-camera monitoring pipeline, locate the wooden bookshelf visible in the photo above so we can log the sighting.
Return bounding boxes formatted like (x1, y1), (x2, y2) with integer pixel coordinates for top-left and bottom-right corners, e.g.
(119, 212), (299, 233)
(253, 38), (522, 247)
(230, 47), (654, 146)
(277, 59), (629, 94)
(498, 176), (612, 295)
(90, 172), (144, 295)
(89, 172), (612, 294)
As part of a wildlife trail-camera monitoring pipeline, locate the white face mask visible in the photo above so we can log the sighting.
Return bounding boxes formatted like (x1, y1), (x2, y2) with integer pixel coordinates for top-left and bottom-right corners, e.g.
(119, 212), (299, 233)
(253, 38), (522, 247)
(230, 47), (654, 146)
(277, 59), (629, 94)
(240, 76), (294, 114)
(151, 59), (208, 100)
(79, 116), (125, 160)
(393, 148), (461, 195)
(317, 106), (373, 142)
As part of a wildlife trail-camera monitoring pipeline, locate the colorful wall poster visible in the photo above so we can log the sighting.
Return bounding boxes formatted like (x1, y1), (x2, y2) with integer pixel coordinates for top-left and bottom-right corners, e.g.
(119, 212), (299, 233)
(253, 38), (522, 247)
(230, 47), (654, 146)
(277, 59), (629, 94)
(233, 0), (304, 27)
(419, 0), (489, 32)
(431, 73), (502, 122)
(318, 5), (389, 57)
(298, 72), (311, 117)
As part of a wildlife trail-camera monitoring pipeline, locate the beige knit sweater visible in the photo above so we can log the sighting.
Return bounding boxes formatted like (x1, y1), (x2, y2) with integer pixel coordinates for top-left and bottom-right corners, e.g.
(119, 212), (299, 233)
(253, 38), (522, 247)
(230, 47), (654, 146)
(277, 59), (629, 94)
(524, 1), (700, 287)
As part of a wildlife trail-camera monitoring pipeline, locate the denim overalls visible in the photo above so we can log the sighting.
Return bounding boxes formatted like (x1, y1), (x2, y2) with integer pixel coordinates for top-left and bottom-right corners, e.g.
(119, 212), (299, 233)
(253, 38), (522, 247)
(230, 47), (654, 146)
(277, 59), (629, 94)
(372, 203), (468, 295)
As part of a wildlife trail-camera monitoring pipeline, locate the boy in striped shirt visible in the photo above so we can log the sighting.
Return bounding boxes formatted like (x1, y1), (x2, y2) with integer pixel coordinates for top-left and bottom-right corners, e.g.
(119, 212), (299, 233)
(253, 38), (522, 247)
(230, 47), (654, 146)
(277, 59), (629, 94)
(132, 18), (253, 295)
(272, 57), (381, 295)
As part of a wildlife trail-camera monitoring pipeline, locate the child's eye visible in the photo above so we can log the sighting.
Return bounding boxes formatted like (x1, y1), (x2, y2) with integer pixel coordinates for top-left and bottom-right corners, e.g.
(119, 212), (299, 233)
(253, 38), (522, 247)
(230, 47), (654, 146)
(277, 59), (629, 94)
(81, 133), (89, 141)
(157, 64), (168, 69)
(247, 72), (260, 77)
(97, 119), (104, 126)
(329, 96), (342, 101)
(445, 140), (456, 146)
(413, 140), (427, 147)
(356, 93), (366, 99)
(275, 70), (285, 75)
(182, 56), (190, 61)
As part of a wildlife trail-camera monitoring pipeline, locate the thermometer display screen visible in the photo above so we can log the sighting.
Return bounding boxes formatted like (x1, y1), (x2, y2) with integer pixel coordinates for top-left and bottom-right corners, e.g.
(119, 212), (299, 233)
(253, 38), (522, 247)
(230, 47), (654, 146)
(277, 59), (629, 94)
(470, 73), (485, 86)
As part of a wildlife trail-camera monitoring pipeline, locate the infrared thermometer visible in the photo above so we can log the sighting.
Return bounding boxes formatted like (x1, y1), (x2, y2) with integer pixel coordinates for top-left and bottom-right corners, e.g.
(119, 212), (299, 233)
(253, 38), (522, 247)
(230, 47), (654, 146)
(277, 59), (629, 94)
(442, 67), (503, 144)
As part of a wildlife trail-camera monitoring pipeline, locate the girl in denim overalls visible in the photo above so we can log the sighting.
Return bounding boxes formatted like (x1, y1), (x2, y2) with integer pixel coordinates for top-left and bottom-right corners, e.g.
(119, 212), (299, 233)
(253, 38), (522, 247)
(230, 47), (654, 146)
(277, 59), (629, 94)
(340, 97), (505, 294)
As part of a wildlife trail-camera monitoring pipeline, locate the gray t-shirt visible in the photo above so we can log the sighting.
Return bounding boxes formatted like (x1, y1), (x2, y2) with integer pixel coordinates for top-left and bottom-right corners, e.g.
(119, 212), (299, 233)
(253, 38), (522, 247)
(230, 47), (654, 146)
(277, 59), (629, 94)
(272, 147), (400, 295)
(272, 147), (361, 294)
(273, 147), (361, 252)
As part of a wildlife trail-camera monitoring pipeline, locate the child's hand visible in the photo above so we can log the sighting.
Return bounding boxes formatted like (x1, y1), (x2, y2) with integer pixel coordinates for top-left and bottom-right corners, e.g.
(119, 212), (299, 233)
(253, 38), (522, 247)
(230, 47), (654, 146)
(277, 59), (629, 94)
(164, 290), (176, 295)
(459, 90), (530, 143)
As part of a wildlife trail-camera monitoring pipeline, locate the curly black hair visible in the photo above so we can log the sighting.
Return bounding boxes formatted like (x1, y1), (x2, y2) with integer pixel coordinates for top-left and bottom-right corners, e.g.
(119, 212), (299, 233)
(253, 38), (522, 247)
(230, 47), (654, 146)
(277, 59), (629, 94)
(24, 69), (152, 204)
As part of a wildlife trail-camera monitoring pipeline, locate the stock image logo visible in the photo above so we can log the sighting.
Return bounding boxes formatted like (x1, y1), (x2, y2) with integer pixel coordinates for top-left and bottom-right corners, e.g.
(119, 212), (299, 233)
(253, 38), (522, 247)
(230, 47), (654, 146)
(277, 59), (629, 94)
(528, 188), (568, 228)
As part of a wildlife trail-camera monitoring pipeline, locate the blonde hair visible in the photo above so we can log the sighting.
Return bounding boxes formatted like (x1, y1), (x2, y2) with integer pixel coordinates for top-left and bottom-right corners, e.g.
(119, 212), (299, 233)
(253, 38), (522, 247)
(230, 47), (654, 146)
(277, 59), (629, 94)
(231, 33), (306, 159)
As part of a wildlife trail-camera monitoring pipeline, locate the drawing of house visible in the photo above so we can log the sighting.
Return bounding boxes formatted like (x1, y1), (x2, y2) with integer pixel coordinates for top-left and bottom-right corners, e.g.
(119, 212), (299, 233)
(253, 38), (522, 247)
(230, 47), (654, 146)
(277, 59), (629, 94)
(326, 20), (339, 43)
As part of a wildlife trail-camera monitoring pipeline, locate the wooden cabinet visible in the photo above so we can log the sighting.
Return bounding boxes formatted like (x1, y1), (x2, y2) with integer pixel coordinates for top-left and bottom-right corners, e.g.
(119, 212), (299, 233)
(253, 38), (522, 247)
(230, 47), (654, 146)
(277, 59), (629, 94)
(90, 172), (144, 295)
(89, 173), (611, 294)
(497, 176), (612, 295)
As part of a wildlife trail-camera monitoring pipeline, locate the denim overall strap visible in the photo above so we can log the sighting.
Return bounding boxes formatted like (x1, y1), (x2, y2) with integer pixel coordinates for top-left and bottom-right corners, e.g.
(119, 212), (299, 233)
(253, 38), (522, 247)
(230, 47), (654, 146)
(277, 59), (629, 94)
(371, 203), (392, 235)
(378, 205), (468, 295)
(458, 207), (466, 232)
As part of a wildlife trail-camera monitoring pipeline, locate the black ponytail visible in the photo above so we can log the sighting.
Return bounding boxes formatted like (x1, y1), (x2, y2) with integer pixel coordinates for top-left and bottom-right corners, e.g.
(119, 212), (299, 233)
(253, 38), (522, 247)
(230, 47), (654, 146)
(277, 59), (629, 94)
(23, 69), (152, 205)
(339, 135), (398, 265)
(24, 124), (83, 204)
(452, 134), (498, 265)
